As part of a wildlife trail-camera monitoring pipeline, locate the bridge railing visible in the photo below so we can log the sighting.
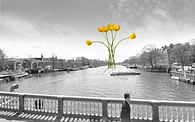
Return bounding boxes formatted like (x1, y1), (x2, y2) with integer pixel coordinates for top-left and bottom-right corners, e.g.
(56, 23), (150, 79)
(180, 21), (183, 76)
(0, 92), (20, 111)
(158, 100), (195, 122)
(0, 91), (195, 121)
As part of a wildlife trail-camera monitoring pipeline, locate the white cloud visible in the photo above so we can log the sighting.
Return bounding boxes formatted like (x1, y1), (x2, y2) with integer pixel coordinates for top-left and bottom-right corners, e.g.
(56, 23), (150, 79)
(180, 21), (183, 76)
(1, 17), (40, 37)
(133, 10), (195, 47)
(51, 24), (77, 38)
(118, 0), (127, 15)
(153, 9), (169, 18)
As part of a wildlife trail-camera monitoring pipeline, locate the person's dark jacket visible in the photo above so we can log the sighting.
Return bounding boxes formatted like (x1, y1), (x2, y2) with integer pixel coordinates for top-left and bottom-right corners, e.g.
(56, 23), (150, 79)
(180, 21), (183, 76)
(120, 100), (131, 122)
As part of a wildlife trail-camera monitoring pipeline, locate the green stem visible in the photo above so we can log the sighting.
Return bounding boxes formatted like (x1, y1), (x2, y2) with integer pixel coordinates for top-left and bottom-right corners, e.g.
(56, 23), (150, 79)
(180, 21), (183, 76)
(101, 32), (106, 41)
(113, 31), (117, 42)
(93, 40), (114, 68)
(93, 41), (109, 49)
(96, 34), (113, 68)
(105, 33), (111, 67)
(105, 32), (111, 46)
(102, 32), (111, 47)
(111, 31), (114, 47)
(114, 37), (129, 53)
(108, 50), (111, 67)
(109, 53), (113, 68)
(111, 53), (115, 68)
(110, 31), (116, 67)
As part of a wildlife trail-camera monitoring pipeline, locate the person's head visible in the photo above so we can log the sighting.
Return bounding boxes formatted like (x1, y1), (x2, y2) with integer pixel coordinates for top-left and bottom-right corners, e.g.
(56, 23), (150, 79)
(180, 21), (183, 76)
(12, 84), (19, 89)
(14, 84), (19, 89)
(124, 93), (130, 100)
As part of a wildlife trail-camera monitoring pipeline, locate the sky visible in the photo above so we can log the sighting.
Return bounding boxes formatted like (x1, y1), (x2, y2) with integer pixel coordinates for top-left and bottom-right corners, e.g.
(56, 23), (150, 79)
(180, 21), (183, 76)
(0, 0), (195, 62)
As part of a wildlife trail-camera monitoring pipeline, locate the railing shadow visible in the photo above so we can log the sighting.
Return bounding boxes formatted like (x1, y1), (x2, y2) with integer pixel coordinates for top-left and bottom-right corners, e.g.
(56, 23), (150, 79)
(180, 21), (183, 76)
(0, 110), (151, 122)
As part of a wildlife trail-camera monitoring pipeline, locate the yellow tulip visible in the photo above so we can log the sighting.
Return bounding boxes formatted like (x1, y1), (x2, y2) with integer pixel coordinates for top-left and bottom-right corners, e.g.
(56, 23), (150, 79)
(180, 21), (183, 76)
(113, 24), (120, 31)
(107, 24), (114, 31)
(98, 26), (104, 32)
(107, 24), (110, 28)
(129, 32), (136, 39)
(86, 40), (92, 46)
(103, 26), (109, 32)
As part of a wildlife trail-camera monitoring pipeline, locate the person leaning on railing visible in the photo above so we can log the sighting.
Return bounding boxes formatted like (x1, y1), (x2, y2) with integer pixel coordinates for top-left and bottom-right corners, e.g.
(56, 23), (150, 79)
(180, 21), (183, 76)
(9, 84), (19, 105)
(10, 84), (19, 92)
(120, 93), (131, 122)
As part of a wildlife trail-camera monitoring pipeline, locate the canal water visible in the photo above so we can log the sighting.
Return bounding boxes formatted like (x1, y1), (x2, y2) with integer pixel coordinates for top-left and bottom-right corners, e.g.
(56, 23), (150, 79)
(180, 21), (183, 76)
(1, 66), (195, 101)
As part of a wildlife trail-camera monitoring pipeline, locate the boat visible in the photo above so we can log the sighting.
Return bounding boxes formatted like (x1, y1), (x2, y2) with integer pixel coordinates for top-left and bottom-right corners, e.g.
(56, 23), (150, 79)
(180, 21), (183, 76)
(79, 66), (88, 70)
(0, 74), (15, 82)
(110, 72), (141, 76)
(171, 76), (179, 80)
(12, 72), (29, 79)
(64, 67), (80, 71)
(0, 71), (30, 82)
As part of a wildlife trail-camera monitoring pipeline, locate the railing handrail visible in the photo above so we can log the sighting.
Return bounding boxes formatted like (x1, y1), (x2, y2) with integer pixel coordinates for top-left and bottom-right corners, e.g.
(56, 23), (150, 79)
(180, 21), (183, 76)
(1, 91), (195, 105)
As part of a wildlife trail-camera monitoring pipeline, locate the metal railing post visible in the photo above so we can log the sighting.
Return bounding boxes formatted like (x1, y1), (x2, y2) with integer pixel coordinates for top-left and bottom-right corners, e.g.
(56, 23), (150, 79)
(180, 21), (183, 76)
(58, 96), (64, 117)
(18, 93), (24, 113)
(102, 99), (108, 121)
(151, 100), (159, 122)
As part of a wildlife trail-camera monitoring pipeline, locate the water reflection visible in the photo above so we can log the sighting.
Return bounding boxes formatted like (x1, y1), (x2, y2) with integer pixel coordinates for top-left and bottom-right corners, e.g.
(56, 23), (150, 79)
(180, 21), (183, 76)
(1, 66), (195, 101)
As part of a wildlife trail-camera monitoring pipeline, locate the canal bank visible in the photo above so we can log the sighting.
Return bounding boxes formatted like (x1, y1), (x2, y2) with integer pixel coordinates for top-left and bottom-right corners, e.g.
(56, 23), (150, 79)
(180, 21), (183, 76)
(0, 65), (93, 83)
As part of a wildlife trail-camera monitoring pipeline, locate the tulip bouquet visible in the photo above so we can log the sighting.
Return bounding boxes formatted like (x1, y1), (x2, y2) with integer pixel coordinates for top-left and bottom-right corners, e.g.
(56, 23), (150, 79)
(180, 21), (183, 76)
(86, 24), (136, 68)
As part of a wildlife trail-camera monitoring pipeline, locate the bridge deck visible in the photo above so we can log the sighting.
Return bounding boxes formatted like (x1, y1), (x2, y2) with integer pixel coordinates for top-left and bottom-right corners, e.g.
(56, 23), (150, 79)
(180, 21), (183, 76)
(0, 110), (150, 122)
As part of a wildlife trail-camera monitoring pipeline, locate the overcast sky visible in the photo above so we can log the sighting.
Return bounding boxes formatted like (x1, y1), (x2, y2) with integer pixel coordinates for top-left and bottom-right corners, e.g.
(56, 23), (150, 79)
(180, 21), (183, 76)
(0, 0), (195, 62)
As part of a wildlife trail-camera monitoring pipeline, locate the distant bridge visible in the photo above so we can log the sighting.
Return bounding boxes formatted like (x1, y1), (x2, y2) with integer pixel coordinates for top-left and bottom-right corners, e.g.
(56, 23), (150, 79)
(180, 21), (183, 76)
(0, 91), (195, 122)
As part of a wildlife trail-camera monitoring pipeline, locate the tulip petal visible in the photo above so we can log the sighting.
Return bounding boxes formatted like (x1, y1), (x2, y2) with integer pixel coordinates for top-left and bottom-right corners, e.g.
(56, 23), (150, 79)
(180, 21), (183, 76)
(113, 24), (120, 31)
(130, 32), (136, 39)
(98, 26), (104, 32)
(86, 40), (92, 46)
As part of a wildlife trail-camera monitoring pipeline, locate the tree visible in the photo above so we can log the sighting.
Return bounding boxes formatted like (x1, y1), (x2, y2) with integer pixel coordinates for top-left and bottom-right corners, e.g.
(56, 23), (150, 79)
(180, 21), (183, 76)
(0, 49), (7, 71)
(51, 55), (57, 69)
(123, 56), (139, 65)
(189, 44), (195, 63)
(166, 43), (174, 68)
(140, 45), (162, 69)
(171, 43), (190, 70)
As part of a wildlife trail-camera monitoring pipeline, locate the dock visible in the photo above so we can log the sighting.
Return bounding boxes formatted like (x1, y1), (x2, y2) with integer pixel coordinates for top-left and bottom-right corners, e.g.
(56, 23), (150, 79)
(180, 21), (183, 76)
(170, 71), (195, 84)
(110, 72), (141, 76)
(0, 74), (15, 82)
(0, 72), (29, 82)
(12, 72), (29, 79)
